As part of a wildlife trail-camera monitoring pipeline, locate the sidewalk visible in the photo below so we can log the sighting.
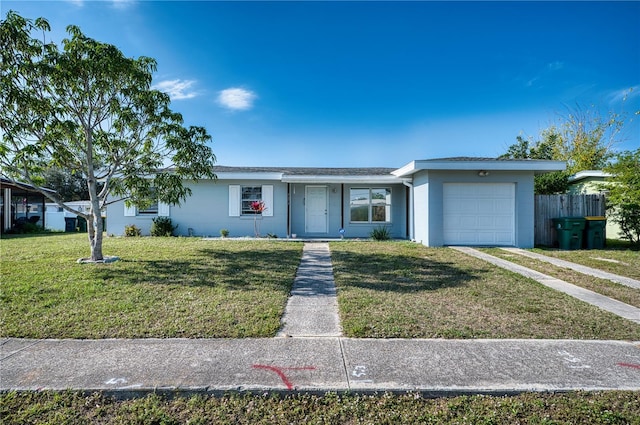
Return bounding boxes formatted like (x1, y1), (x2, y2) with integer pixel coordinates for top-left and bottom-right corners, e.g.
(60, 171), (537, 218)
(2, 338), (639, 395)
(2, 243), (639, 397)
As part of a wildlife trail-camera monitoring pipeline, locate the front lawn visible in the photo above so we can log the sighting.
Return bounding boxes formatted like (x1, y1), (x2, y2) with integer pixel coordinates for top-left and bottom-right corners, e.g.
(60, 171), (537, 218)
(483, 248), (640, 308)
(532, 243), (640, 280)
(330, 242), (640, 340)
(1, 234), (302, 338)
(2, 390), (639, 425)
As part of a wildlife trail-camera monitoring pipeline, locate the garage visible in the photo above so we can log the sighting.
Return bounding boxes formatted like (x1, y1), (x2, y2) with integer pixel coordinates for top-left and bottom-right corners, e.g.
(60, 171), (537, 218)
(443, 183), (515, 246)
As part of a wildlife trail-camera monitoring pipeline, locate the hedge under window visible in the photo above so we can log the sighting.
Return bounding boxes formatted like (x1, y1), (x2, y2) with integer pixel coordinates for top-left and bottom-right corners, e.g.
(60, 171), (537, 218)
(350, 188), (391, 223)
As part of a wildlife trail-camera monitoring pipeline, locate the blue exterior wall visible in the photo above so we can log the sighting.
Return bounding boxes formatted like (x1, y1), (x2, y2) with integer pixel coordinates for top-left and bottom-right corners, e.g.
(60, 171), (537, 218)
(412, 170), (536, 248)
(106, 179), (289, 237)
(287, 183), (408, 239)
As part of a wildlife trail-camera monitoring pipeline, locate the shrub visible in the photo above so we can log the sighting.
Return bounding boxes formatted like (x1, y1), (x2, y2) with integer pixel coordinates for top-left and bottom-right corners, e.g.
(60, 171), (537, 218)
(124, 224), (141, 237)
(220, 229), (229, 238)
(370, 226), (391, 241)
(150, 217), (177, 237)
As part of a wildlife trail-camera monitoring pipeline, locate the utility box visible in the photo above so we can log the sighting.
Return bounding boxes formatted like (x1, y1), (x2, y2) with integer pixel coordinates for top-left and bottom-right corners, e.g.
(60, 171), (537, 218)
(584, 216), (606, 249)
(552, 217), (586, 250)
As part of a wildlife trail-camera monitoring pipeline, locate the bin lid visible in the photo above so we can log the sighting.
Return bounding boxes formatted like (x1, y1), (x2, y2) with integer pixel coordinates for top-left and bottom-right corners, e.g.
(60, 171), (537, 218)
(584, 216), (606, 220)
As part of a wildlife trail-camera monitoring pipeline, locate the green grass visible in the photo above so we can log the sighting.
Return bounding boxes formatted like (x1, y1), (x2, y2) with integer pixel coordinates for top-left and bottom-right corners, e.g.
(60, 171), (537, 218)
(330, 241), (640, 340)
(2, 390), (639, 424)
(532, 243), (640, 281)
(1, 233), (302, 338)
(483, 248), (640, 308)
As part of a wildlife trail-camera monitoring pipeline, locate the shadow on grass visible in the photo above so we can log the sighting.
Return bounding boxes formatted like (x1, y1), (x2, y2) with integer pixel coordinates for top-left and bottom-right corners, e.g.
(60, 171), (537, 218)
(89, 247), (299, 290)
(332, 250), (483, 293)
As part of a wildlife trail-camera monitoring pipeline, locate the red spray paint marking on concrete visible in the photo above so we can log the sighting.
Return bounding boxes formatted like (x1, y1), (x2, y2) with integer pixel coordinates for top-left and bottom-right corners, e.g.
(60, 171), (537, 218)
(252, 364), (317, 390)
(617, 362), (640, 370)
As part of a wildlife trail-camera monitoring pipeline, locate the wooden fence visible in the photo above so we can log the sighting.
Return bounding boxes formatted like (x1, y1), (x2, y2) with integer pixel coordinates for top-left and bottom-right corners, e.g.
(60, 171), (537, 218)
(534, 194), (606, 246)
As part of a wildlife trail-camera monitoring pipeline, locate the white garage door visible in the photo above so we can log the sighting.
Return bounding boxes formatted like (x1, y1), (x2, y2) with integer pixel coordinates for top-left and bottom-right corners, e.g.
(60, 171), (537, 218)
(443, 183), (515, 246)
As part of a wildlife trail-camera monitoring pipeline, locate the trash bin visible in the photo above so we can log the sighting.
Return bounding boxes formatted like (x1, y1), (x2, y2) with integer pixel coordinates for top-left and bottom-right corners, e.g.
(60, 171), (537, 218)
(64, 217), (77, 232)
(552, 217), (586, 250)
(583, 216), (606, 249)
(77, 216), (87, 232)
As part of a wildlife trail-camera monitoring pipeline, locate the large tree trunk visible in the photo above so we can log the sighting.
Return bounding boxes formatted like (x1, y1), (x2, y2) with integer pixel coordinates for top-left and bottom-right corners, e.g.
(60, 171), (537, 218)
(88, 209), (104, 261)
(87, 175), (104, 261)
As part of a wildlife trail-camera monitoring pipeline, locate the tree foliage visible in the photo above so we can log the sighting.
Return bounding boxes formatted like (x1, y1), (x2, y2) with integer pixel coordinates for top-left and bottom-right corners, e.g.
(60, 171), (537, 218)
(602, 149), (640, 246)
(500, 103), (630, 194)
(0, 12), (216, 260)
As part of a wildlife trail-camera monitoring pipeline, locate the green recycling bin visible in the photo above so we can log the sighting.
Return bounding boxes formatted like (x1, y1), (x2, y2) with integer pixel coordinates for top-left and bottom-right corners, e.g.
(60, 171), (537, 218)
(583, 216), (606, 249)
(76, 216), (87, 232)
(552, 217), (586, 250)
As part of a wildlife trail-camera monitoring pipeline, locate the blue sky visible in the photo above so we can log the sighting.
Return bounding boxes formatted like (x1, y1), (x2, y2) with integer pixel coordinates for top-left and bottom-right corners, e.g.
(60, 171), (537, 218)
(2, 1), (639, 167)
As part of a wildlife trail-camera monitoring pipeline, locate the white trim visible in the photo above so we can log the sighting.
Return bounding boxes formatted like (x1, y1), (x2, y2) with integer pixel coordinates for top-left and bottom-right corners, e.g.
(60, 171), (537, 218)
(393, 159), (566, 177)
(124, 203), (136, 217)
(262, 185), (273, 217)
(282, 175), (403, 184)
(568, 170), (611, 183)
(158, 202), (170, 217)
(228, 185), (240, 217)
(216, 172), (284, 181)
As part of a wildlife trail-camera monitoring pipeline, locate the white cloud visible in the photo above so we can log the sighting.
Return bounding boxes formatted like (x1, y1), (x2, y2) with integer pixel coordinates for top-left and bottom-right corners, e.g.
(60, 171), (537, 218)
(111, 0), (135, 9)
(606, 86), (640, 104)
(66, 0), (84, 6)
(153, 79), (198, 100)
(217, 87), (257, 111)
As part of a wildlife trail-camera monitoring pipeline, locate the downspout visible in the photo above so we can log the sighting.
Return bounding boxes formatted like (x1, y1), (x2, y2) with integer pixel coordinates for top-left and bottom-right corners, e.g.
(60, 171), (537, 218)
(403, 180), (414, 241)
(287, 183), (291, 238)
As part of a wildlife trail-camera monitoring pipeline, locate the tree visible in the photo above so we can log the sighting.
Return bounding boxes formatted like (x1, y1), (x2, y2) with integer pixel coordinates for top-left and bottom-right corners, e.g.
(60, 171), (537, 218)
(41, 167), (93, 201)
(1, 12), (216, 261)
(500, 103), (630, 194)
(602, 149), (640, 247)
(499, 132), (570, 195)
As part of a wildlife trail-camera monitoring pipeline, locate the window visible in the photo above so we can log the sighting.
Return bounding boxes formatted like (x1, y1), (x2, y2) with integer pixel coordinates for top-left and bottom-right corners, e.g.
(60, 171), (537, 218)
(137, 200), (158, 215)
(350, 188), (391, 223)
(241, 186), (262, 215)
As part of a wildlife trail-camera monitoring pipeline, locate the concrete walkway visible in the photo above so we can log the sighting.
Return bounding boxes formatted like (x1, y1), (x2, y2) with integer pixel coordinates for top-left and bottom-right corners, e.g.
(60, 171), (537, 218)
(2, 243), (640, 397)
(500, 247), (640, 290)
(452, 247), (640, 324)
(277, 243), (342, 337)
(2, 338), (639, 395)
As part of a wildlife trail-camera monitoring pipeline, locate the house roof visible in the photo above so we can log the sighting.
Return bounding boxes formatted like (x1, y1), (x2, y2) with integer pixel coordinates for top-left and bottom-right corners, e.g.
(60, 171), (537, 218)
(568, 170), (611, 183)
(213, 166), (404, 184)
(0, 177), (57, 194)
(392, 157), (567, 177)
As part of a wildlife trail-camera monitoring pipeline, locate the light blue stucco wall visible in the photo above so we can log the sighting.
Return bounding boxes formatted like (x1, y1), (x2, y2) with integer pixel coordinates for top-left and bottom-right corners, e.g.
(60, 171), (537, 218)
(106, 179), (289, 237)
(288, 183), (407, 239)
(411, 170), (536, 248)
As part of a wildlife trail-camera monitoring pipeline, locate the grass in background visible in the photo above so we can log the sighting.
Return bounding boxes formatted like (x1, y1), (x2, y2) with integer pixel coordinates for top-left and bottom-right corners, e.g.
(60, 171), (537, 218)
(1, 234), (302, 338)
(330, 242), (640, 340)
(532, 243), (640, 280)
(2, 390), (639, 425)
(483, 248), (640, 308)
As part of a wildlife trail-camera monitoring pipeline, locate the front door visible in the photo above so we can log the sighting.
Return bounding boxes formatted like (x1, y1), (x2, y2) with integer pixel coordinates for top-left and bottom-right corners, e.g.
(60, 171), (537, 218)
(305, 186), (328, 233)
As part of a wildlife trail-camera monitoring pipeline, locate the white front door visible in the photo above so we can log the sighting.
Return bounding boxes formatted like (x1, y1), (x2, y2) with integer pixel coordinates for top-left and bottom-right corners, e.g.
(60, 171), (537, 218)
(305, 186), (328, 233)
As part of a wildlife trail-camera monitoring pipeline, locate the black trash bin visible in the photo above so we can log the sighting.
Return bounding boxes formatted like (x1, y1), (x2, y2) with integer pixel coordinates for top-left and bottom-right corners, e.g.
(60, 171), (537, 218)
(552, 217), (586, 250)
(64, 217), (77, 232)
(77, 216), (87, 232)
(584, 216), (606, 249)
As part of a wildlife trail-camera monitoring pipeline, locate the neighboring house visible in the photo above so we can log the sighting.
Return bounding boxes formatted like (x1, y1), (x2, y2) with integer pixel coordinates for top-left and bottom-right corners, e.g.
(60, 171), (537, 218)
(1, 177), (56, 233)
(106, 157), (565, 248)
(568, 170), (621, 239)
(45, 201), (102, 232)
